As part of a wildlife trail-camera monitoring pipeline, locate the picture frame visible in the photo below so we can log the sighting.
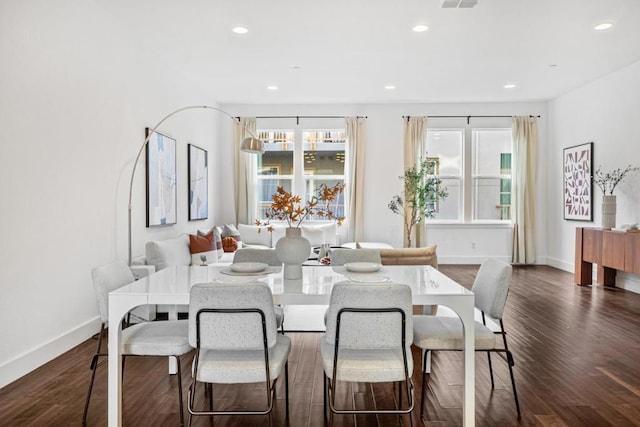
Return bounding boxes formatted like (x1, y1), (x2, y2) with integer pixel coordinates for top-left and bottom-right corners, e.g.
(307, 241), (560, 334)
(563, 142), (593, 221)
(188, 143), (208, 221)
(145, 128), (177, 227)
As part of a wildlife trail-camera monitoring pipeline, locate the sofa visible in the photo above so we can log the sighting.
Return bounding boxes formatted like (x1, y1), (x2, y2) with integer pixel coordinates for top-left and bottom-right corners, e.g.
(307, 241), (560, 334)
(134, 222), (340, 273)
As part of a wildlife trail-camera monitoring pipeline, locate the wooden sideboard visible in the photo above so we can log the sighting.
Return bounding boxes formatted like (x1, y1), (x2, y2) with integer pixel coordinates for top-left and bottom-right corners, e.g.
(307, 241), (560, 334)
(575, 227), (640, 286)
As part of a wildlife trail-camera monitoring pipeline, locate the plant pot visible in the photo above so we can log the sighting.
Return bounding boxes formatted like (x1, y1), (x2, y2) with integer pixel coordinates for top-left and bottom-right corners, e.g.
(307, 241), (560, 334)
(601, 195), (616, 230)
(275, 227), (311, 279)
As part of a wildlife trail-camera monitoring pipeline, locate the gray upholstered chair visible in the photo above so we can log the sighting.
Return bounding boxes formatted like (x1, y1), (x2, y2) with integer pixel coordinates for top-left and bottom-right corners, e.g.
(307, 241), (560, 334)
(329, 248), (381, 266)
(187, 282), (291, 424)
(321, 282), (414, 422)
(233, 248), (281, 266)
(83, 261), (191, 426)
(413, 258), (521, 417)
(232, 248), (285, 331)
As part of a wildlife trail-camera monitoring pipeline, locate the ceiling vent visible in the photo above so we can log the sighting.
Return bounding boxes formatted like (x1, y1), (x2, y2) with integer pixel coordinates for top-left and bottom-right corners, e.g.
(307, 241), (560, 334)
(440, 0), (478, 8)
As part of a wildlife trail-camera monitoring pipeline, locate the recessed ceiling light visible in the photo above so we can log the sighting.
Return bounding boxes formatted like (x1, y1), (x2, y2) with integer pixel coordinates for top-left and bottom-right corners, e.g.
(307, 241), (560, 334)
(549, 64), (558, 68)
(232, 26), (248, 34)
(412, 24), (429, 32)
(267, 85), (278, 90)
(384, 85), (396, 90)
(504, 83), (517, 89)
(594, 22), (613, 31)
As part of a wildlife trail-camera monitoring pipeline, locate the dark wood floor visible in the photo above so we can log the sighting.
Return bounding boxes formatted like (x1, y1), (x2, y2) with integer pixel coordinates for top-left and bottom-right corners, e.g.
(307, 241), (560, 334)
(2, 265), (640, 426)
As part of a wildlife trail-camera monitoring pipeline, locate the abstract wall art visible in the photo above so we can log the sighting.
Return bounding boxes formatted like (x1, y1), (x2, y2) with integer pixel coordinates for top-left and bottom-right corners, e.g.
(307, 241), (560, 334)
(146, 128), (177, 227)
(563, 142), (593, 221)
(188, 143), (208, 221)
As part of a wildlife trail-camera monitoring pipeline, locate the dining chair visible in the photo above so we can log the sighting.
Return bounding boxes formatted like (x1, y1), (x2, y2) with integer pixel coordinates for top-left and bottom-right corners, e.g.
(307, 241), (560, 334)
(413, 258), (521, 418)
(187, 282), (291, 425)
(232, 248), (285, 331)
(329, 248), (381, 266)
(321, 281), (414, 424)
(83, 260), (191, 426)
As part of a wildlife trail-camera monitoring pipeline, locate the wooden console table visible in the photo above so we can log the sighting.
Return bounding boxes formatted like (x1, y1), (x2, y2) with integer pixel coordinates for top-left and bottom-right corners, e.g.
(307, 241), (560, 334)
(575, 227), (640, 286)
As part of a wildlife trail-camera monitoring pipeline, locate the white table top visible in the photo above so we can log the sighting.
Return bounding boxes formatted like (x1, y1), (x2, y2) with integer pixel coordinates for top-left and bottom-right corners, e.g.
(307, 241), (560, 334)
(110, 264), (473, 305)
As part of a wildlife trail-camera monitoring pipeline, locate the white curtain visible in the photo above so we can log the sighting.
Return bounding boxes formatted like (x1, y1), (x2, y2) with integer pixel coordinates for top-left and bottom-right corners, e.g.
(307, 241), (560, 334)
(345, 117), (367, 242)
(512, 116), (538, 264)
(402, 116), (427, 248)
(233, 117), (258, 225)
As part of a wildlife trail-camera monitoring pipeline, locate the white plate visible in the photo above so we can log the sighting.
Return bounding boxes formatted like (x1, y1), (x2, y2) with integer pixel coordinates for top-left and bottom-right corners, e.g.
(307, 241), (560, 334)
(214, 276), (259, 284)
(344, 262), (382, 273)
(229, 262), (268, 273)
(346, 274), (390, 283)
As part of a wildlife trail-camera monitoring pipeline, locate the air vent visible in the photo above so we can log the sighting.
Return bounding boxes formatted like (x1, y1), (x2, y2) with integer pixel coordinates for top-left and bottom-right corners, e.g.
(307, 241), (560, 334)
(440, 0), (478, 8)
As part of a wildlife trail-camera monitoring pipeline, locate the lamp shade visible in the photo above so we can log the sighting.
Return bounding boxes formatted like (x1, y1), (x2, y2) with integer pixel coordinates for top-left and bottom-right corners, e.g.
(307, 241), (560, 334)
(240, 136), (265, 154)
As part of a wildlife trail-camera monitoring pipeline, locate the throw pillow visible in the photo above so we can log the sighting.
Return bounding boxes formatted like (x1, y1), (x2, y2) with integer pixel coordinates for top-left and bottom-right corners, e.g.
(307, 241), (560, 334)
(189, 232), (218, 265)
(222, 236), (238, 252)
(238, 223), (271, 247)
(301, 225), (325, 247)
(197, 227), (223, 259)
(222, 224), (242, 247)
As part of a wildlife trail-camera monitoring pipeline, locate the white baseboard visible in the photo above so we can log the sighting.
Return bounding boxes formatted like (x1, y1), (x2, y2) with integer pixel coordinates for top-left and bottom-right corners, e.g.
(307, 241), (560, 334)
(617, 272), (640, 294)
(0, 316), (101, 389)
(439, 255), (546, 265)
(546, 256), (573, 273)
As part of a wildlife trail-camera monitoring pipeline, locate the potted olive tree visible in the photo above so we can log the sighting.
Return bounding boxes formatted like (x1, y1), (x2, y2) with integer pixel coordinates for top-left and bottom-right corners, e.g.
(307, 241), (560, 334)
(388, 157), (448, 248)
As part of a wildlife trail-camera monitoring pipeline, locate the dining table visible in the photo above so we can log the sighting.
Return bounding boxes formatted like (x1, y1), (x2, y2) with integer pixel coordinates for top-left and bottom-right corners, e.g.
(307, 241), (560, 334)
(108, 263), (475, 426)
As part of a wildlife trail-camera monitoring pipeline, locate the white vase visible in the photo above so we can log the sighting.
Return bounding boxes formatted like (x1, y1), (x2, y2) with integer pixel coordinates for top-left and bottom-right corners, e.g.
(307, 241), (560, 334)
(275, 227), (311, 279)
(601, 195), (617, 230)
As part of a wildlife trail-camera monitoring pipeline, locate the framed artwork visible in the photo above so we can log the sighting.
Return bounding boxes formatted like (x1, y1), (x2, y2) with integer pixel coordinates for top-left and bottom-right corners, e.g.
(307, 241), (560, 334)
(145, 128), (177, 227)
(188, 144), (208, 221)
(563, 142), (593, 221)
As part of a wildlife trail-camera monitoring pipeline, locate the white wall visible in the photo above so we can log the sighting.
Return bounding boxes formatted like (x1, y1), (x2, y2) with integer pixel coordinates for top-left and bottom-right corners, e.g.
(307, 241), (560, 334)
(547, 60), (640, 291)
(0, 0), (224, 387)
(221, 102), (548, 265)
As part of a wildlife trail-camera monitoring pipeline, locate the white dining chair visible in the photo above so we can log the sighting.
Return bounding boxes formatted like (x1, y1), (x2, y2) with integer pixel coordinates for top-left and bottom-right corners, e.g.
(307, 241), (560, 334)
(329, 248), (381, 266)
(413, 258), (521, 418)
(321, 281), (415, 424)
(232, 248), (285, 331)
(187, 282), (291, 425)
(83, 260), (191, 426)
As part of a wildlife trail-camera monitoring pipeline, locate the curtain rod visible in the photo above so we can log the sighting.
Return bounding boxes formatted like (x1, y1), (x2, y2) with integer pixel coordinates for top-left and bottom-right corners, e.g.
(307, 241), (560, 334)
(402, 115), (541, 125)
(251, 115), (367, 125)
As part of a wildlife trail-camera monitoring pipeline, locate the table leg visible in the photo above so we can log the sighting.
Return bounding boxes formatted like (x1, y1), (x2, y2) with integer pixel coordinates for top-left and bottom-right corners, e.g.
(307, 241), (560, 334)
(168, 305), (178, 374)
(442, 296), (476, 427)
(107, 299), (128, 427)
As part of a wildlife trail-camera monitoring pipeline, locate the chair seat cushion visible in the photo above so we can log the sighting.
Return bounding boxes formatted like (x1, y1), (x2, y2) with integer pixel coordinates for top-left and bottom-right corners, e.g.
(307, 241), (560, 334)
(196, 334), (291, 384)
(320, 340), (413, 383)
(413, 315), (496, 351)
(122, 319), (191, 356)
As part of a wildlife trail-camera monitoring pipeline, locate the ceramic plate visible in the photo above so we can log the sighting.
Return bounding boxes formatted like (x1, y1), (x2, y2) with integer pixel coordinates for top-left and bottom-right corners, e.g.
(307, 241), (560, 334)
(345, 274), (390, 283)
(229, 262), (268, 273)
(344, 262), (382, 273)
(214, 276), (257, 284)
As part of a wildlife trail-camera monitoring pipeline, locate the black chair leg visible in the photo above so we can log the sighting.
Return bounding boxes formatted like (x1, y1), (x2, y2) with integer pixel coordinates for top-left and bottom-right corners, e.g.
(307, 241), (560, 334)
(82, 324), (105, 424)
(506, 350), (521, 418)
(487, 351), (495, 388)
(82, 355), (99, 424)
(175, 356), (185, 427)
(208, 383), (213, 411)
(284, 361), (290, 419)
(323, 375), (328, 421)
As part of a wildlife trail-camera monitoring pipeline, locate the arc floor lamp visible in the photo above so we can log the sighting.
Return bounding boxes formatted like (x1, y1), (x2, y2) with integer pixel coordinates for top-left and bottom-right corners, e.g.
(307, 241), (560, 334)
(127, 105), (264, 265)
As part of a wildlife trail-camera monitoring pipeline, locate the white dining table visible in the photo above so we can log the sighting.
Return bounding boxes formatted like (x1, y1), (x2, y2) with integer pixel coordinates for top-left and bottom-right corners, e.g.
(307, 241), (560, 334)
(108, 264), (475, 426)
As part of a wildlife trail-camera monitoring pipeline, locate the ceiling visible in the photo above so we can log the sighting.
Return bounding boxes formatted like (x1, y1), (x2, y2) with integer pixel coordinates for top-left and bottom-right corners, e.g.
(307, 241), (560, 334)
(98, 0), (640, 105)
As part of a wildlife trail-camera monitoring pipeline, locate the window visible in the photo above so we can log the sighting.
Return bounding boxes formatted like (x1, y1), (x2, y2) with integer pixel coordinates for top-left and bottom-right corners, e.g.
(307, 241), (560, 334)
(425, 126), (513, 223)
(256, 128), (346, 221)
(425, 130), (463, 221)
(472, 129), (513, 221)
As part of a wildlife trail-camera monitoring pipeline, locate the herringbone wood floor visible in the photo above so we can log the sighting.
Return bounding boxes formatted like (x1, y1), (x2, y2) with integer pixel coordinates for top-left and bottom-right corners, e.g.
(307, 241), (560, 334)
(2, 265), (640, 426)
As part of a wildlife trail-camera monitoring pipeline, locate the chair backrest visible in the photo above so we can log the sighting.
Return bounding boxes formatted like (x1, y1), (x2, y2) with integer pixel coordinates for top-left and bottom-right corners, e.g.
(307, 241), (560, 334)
(324, 282), (413, 350)
(379, 245), (438, 267)
(189, 282), (278, 350)
(471, 258), (513, 320)
(330, 248), (381, 266)
(145, 235), (191, 271)
(91, 261), (135, 323)
(233, 248), (281, 266)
